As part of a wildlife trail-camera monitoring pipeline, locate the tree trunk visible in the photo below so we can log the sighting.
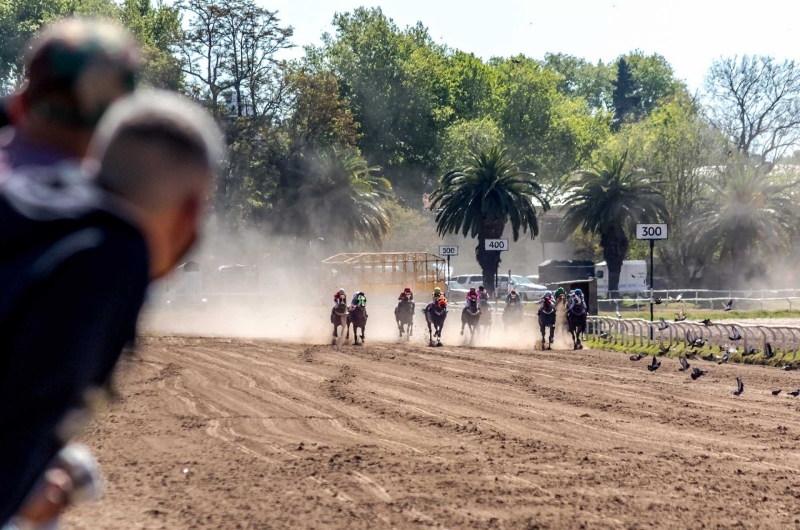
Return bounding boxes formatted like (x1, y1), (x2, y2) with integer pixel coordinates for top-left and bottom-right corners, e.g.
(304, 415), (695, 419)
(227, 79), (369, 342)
(476, 219), (505, 298)
(600, 229), (629, 298)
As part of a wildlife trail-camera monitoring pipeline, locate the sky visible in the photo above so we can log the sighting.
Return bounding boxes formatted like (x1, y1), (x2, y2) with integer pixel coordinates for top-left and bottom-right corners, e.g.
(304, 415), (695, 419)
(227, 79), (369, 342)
(266, 0), (799, 91)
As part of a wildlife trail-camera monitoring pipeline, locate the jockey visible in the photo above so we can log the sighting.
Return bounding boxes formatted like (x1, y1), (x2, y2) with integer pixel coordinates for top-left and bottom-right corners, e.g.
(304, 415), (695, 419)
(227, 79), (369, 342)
(331, 288), (347, 318)
(350, 290), (367, 309)
(506, 289), (522, 305)
(398, 286), (414, 302)
(465, 287), (479, 309)
(431, 286), (443, 301)
(397, 286), (415, 312)
(568, 288), (587, 311)
(478, 285), (490, 301)
(539, 291), (555, 313)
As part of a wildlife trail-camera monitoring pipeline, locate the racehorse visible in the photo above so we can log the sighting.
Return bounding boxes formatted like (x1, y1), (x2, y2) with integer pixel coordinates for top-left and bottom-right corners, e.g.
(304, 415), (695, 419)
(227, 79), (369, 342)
(537, 297), (557, 349)
(478, 298), (492, 336)
(503, 300), (523, 331)
(395, 296), (414, 340)
(460, 304), (481, 344)
(425, 299), (448, 347)
(331, 296), (348, 344)
(348, 300), (367, 345)
(567, 300), (587, 350)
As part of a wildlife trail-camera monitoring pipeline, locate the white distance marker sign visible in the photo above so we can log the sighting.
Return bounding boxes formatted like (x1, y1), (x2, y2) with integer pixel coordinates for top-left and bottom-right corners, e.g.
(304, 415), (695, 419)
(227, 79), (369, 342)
(636, 224), (668, 240)
(485, 239), (509, 251)
(438, 245), (459, 256)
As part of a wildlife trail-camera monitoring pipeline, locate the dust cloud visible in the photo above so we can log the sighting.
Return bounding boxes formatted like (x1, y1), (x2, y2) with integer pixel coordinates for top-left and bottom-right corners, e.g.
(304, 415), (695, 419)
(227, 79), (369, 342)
(140, 219), (577, 350)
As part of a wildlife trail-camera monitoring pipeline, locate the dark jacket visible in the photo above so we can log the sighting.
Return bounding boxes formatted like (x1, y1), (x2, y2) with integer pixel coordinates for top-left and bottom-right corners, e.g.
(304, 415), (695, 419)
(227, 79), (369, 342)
(0, 164), (149, 522)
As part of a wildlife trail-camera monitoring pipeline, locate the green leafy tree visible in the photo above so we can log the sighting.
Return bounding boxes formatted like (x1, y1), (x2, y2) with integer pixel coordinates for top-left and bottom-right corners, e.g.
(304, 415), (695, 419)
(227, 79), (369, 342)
(598, 93), (725, 283)
(276, 147), (392, 248)
(438, 117), (504, 172)
(430, 146), (549, 296)
(119, 0), (183, 90)
(611, 58), (639, 131)
(543, 52), (614, 111)
(313, 7), (451, 202)
(559, 153), (667, 294)
(694, 161), (798, 282)
(492, 56), (609, 202)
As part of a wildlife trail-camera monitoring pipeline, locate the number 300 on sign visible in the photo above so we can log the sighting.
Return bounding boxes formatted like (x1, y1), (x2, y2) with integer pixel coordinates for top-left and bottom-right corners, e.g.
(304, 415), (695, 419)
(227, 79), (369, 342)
(636, 224), (668, 240)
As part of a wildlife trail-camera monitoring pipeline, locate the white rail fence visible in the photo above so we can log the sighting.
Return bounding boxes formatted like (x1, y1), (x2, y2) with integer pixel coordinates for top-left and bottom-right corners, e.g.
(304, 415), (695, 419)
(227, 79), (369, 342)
(598, 289), (800, 311)
(587, 316), (800, 357)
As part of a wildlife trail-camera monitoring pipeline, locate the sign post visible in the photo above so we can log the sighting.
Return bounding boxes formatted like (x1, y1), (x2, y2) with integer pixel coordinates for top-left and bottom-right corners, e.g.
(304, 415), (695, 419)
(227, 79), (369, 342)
(438, 245), (459, 296)
(636, 224), (668, 334)
(485, 239), (509, 298)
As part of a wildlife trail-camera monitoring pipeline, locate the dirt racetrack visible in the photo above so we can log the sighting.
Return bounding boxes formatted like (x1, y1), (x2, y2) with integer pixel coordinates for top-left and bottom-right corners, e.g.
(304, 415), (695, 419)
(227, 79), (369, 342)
(64, 332), (800, 529)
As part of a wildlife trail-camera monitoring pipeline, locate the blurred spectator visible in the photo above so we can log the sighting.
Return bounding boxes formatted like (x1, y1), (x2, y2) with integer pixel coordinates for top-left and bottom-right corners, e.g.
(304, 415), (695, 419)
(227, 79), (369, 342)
(0, 18), (140, 172)
(0, 90), (223, 523)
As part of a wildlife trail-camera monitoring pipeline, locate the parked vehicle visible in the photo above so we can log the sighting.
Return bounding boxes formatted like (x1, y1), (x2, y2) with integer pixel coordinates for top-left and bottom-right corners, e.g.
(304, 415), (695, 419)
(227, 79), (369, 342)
(449, 273), (547, 300)
(595, 260), (647, 297)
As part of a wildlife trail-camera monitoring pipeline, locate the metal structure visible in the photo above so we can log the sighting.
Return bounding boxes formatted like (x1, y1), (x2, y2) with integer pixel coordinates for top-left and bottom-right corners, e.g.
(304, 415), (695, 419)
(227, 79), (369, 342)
(321, 252), (446, 297)
(587, 316), (800, 358)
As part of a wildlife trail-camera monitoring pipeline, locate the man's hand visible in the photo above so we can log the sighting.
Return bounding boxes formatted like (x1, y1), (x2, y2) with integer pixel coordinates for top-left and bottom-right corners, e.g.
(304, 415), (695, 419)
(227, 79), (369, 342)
(16, 468), (73, 524)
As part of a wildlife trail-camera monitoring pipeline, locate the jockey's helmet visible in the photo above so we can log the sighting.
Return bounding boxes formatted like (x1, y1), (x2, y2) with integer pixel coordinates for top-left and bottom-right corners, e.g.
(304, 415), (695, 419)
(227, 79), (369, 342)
(545, 291), (552, 298)
(404, 287), (411, 293)
(468, 287), (476, 293)
(478, 285), (485, 291)
(511, 290), (517, 295)
(338, 288), (345, 295)
(434, 286), (441, 294)
(574, 288), (583, 297)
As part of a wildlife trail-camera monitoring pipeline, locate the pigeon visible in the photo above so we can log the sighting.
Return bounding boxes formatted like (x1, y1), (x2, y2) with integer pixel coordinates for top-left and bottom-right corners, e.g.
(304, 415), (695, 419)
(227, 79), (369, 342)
(789, 390), (800, 397)
(654, 297), (663, 305)
(659, 318), (669, 331)
(702, 353), (715, 362)
(718, 350), (731, 364)
(772, 389), (782, 396)
(743, 347), (760, 356)
(764, 343), (775, 360)
(647, 355), (662, 372)
(600, 331), (610, 339)
(679, 357), (690, 372)
(729, 326), (742, 341)
(631, 274), (636, 279)
(732, 377), (744, 396)
(702, 319), (713, 327)
(675, 310), (686, 322)
(658, 342), (670, 355)
(724, 300), (733, 312)
(630, 353), (647, 361)
(685, 350), (698, 359)
(718, 345), (726, 352)
(783, 364), (797, 371)
(616, 309), (622, 319)
(675, 293), (683, 302)
(690, 367), (707, 380)
(691, 338), (706, 348)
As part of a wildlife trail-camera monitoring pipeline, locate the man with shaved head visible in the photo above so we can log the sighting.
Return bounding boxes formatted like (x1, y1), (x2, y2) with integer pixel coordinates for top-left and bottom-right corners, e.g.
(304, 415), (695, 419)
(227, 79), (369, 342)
(0, 17), (140, 171)
(0, 90), (223, 523)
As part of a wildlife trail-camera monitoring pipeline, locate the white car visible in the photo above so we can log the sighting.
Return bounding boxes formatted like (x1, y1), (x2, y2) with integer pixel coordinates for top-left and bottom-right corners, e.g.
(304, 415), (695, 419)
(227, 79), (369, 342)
(449, 274), (547, 300)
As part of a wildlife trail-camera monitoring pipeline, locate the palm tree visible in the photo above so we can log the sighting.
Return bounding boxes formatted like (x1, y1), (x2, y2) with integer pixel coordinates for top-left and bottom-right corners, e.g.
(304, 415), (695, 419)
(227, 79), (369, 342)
(429, 146), (549, 296)
(559, 153), (666, 295)
(693, 162), (797, 280)
(279, 147), (392, 247)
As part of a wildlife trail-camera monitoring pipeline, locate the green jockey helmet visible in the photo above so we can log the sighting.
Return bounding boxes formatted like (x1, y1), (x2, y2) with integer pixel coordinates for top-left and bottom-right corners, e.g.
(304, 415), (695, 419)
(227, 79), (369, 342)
(554, 287), (567, 299)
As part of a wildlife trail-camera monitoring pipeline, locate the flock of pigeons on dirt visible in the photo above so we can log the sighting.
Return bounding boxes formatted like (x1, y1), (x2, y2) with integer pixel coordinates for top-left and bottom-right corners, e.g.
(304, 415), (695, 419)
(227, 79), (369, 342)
(615, 299), (797, 397)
